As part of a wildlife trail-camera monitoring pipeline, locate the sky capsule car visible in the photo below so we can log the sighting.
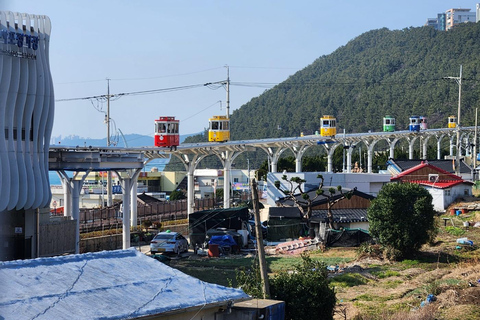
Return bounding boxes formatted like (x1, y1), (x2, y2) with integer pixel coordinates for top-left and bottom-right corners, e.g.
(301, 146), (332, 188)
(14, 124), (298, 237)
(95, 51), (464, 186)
(208, 115), (230, 142)
(320, 115), (336, 137)
(154, 116), (179, 150)
(448, 115), (457, 128)
(383, 115), (395, 132)
(409, 116), (420, 132)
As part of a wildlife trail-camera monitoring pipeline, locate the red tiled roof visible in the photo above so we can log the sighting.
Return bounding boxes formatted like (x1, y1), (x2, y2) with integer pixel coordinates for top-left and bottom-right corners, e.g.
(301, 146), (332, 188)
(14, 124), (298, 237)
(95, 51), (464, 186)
(411, 180), (467, 189)
(391, 161), (462, 181)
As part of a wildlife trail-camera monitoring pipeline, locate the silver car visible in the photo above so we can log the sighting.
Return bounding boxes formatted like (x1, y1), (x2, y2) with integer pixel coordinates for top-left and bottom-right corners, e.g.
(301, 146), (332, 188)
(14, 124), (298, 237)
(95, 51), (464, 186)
(150, 231), (189, 254)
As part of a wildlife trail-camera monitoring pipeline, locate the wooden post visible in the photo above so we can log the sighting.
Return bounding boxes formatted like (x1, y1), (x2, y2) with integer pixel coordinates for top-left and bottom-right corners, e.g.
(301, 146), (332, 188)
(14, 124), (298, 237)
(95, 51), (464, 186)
(251, 178), (270, 298)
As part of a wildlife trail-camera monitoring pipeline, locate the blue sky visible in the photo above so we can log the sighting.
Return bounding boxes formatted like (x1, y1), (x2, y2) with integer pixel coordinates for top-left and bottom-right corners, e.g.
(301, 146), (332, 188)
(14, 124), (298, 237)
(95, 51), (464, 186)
(2, 1), (478, 142)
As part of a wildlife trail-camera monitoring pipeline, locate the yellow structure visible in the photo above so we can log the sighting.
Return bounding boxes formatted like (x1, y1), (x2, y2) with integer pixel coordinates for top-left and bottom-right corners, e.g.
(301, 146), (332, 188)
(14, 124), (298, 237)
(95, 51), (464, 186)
(448, 115), (457, 128)
(208, 115), (230, 142)
(320, 115), (337, 137)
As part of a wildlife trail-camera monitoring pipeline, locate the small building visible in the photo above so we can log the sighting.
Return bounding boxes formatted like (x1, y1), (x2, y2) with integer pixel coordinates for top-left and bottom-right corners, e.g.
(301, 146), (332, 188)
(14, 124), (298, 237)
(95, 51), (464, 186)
(0, 248), (250, 320)
(274, 188), (375, 242)
(390, 161), (474, 212)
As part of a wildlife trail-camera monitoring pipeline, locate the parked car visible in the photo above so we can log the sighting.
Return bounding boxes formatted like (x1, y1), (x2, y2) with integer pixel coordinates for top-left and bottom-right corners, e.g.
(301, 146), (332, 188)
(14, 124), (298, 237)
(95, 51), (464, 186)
(150, 231), (189, 254)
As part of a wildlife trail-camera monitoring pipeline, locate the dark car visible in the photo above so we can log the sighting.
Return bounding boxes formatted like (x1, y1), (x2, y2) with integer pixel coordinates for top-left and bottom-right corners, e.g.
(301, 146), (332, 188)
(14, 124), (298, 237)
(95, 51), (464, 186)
(248, 220), (268, 239)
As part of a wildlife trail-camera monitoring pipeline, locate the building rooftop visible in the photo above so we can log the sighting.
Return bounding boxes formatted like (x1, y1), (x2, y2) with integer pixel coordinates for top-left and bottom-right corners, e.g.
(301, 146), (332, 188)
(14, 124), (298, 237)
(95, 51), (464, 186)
(0, 248), (249, 319)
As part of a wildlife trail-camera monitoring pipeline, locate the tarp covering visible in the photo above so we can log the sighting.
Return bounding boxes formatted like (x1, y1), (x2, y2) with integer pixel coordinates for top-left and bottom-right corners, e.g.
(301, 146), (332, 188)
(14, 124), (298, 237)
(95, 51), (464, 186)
(208, 235), (237, 247)
(326, 228), (372, 247)
(266, 219), (307, 242)
(189, 207), (249, 247)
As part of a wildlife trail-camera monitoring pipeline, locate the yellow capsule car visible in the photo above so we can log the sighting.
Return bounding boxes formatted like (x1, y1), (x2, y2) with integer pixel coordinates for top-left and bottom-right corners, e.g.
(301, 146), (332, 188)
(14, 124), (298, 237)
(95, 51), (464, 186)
(320, 115), (337, 137)
(208, 115), (230, 142)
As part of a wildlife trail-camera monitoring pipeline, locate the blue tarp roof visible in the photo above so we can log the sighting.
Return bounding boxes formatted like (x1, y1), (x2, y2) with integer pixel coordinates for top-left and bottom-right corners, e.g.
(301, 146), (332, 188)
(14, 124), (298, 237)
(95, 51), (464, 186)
(0, 248), (249, 319)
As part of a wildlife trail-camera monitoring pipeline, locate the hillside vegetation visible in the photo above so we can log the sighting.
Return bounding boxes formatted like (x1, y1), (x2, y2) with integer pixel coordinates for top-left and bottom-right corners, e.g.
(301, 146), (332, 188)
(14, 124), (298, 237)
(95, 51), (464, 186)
(172, 23), (480, 171)
(187, 23), (480, 142)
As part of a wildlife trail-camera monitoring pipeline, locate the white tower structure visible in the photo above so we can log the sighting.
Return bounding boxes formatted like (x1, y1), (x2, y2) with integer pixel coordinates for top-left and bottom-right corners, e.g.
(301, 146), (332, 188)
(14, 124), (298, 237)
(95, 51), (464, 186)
(0, 12), (54, 260)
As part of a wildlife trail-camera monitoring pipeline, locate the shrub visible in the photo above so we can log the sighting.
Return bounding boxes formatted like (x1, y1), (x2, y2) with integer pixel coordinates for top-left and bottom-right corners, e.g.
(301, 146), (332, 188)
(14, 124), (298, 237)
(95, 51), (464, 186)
(368, 183), (436, 259)
(269, 253), (336, 320)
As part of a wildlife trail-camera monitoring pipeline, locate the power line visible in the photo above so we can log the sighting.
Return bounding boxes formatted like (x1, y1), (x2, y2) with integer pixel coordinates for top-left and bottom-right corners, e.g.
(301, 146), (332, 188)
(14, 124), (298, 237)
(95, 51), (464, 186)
(55, 83), (208, 102)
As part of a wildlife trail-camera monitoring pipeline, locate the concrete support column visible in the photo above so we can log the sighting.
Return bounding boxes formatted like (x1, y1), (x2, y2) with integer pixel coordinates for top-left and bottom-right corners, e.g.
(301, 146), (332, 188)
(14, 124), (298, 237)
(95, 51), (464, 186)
(187, 163), (195, 215)
(61, 177), (72, 218)
(450, 136), (455, 156)
(346, 147), (354, 173)
(390, 145), (395, 159)
(223, 151), (231, 209)
(327, 154), (333, 173)
(295, 157), (302, 173)
(422, 141), (428, 160)
(71, 179), (83, 254)
(130, 175), (137, 228)
(122, 178), (131, 249)
(367, 149), (373, 173)
(409, 142), (414, 160)
(437, 139), (442, 160)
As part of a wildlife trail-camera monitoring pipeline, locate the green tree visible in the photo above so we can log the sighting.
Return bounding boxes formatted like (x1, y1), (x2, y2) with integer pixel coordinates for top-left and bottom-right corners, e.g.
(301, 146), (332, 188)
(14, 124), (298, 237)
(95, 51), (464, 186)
(367, 182), (436, 259)
(269, 253), (336, 320)
(169, 189), (186, 201)
(215, 188), (224, 203)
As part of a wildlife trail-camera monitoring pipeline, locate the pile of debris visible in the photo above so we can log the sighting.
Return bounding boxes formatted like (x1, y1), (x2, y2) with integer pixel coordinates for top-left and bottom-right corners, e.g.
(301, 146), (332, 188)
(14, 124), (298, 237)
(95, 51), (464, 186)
(274, 238), (319, 254)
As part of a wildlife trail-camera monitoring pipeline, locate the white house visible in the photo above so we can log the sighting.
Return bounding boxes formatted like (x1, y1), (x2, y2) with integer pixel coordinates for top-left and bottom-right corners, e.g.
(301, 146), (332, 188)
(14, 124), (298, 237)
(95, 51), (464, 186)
(390, 161), (474, 212)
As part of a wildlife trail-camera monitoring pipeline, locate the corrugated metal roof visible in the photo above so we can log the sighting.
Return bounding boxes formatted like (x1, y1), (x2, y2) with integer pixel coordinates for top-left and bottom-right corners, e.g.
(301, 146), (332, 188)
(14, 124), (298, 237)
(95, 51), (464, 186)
(310, 209), (369, 223)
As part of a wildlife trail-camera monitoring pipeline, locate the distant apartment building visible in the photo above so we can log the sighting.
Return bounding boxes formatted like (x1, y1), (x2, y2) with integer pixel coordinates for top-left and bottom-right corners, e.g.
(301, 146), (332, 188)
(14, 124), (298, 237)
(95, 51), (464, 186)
(425, 6), (478, 30)
(445, 8), (476, 30)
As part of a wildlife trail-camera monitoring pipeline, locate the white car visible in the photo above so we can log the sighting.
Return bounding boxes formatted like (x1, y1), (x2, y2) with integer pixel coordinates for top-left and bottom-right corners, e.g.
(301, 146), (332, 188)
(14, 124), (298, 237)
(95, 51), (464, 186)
(150, 231), (189, 254)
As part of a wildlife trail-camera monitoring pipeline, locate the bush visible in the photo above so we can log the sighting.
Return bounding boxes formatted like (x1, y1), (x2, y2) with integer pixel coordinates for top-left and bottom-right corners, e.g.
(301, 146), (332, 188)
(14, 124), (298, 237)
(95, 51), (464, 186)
(368, 183), (436, 259)
(269, 253), (336, 320)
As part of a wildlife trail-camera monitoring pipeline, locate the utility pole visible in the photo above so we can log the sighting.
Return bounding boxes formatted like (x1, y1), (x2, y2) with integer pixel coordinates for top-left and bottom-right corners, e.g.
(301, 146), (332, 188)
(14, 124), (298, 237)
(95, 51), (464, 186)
(474, 108), (478, 180)
(251, 178), (270, 299)
(225, 65), (230, 119)
(444, 65), (463, 176)
(106, 78), (113, 206)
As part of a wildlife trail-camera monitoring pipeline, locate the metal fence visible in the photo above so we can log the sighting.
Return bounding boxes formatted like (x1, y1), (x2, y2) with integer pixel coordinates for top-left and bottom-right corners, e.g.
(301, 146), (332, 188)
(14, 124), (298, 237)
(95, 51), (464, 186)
(79, 198), (215, 233)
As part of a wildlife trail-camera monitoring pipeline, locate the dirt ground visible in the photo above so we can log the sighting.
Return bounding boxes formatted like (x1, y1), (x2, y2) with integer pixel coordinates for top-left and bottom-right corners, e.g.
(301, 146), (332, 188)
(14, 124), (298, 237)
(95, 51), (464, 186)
(329, 206), (480, 320)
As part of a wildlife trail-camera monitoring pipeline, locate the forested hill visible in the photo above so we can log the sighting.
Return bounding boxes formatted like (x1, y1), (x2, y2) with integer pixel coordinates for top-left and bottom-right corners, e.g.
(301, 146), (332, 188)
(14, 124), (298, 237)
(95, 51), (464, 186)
(186, 23), (480, 143)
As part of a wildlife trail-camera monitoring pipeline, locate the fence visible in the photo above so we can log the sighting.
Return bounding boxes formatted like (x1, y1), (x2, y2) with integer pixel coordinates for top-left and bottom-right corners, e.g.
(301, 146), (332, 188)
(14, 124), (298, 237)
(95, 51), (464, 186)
(40, 218), (76, 256)
(79, 198), (215, 233)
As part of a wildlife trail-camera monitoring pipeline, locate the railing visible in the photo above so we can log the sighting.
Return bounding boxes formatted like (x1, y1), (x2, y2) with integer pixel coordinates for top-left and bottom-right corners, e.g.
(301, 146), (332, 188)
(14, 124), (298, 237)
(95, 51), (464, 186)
(78, 198), (215, 233)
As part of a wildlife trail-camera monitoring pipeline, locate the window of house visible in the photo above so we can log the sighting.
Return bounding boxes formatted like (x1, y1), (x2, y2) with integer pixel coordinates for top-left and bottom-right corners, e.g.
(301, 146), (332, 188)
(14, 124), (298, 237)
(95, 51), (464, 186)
(233, 178), (239, 183)
(445, 189), (451, 196)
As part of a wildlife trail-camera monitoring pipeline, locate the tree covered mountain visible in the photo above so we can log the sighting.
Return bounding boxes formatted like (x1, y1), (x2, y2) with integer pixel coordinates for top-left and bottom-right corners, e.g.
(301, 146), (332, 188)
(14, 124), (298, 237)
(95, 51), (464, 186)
(175, 23), (480, 171)
(188, 23), (480, 142)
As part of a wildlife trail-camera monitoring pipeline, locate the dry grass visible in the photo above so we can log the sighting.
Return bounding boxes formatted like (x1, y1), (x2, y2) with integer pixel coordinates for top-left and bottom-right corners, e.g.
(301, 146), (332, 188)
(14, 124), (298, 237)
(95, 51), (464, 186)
(332, 218), (480, 320)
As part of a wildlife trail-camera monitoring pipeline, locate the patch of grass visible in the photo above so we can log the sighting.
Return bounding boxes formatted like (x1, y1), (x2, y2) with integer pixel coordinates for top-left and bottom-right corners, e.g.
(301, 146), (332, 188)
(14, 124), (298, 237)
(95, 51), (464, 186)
(382, 279), (403, 289)
(356, 294), (375, 301)
(400, 259), (420, 267)
(445, 226), (466, 237)
(173, 265), (237, 287)
(330, 273), (370, 288)
(372, 270), (401, 279)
